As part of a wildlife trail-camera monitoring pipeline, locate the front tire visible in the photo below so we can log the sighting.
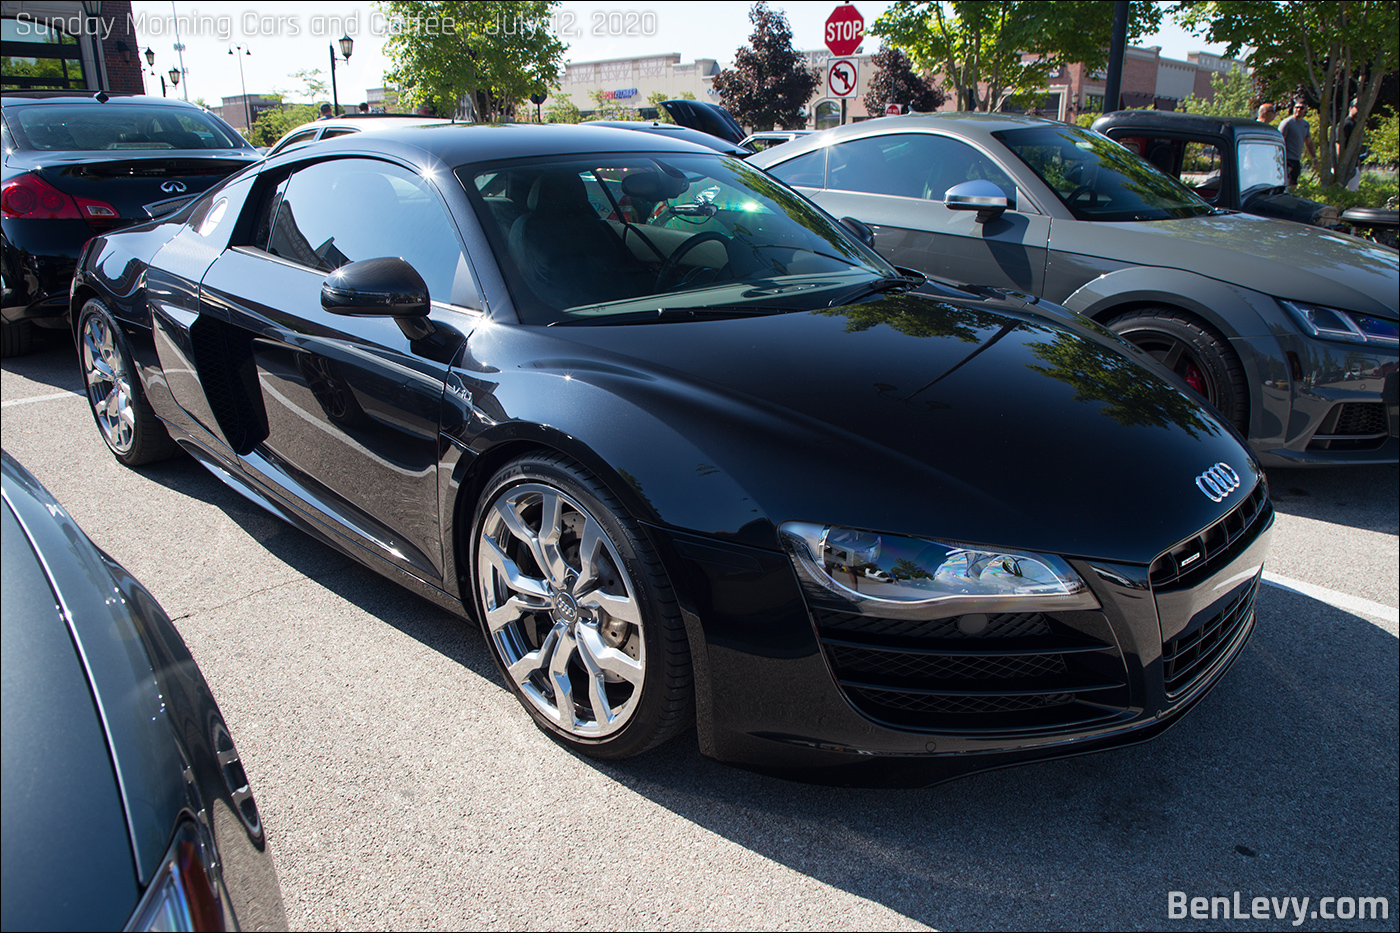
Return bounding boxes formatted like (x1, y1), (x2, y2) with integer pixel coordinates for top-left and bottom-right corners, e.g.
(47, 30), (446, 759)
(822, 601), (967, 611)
(470, 453), (692, 758)
(1107, 308), (1249, 434)
(78, 298), (177, 465)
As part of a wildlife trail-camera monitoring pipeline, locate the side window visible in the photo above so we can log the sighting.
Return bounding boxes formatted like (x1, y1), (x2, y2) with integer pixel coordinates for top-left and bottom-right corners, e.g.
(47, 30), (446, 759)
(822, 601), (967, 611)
(266, 158), (474, 306)
(766, 147), (826, 188)
(1181, 141), (1223, 202)
(270, 128), (319, 156)
(321, 128), (358, 140)
(827, 134), (1016, 203)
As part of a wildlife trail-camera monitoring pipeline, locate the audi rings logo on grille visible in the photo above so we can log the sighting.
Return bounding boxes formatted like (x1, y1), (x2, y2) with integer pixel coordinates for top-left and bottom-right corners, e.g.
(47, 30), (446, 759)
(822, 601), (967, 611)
(1195, 462), (1241, 502)
(160, 180), (187, 194)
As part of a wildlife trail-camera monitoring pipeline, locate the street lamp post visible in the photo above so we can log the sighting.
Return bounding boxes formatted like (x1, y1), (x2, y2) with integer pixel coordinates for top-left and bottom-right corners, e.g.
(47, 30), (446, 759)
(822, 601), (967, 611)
(144, 45), (179, 98)
(328, 34), (354, 116)
(229, 46), (251, 134)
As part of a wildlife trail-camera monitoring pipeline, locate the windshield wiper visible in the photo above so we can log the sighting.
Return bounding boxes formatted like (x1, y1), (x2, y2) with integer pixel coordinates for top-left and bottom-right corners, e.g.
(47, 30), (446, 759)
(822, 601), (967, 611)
(550, 305), (798, 326)
(825, 273), (925, 308)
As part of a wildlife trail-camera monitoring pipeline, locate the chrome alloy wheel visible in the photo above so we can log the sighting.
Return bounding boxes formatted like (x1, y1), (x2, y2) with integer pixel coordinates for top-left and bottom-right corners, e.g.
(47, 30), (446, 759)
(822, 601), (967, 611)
(80, 312), (136, 454)
(477, 482), (646, 739)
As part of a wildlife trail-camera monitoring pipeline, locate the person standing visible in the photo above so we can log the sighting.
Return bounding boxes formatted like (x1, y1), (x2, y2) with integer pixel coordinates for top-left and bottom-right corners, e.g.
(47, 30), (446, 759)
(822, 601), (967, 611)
(1338, 99), (1363, 191)
(1256, 101), (1276, 124)
(1278, 98), (1316, 187)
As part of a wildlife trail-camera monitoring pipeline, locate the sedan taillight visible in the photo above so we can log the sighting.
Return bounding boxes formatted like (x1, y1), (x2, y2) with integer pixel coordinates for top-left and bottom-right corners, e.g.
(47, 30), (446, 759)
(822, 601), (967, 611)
(1, 172), (120, 225)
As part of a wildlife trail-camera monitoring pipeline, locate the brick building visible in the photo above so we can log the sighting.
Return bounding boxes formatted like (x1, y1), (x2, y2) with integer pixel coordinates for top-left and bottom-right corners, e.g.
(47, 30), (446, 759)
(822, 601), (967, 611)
(2, 0), (144, 93)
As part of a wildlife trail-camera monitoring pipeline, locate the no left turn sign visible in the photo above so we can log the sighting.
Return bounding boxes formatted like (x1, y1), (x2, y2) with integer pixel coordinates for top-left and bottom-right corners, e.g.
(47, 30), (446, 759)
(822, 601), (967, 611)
(827, 58), (859, 98)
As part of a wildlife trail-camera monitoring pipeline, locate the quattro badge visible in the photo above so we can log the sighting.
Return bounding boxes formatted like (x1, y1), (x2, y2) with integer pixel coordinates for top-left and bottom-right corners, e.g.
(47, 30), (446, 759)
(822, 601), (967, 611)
(1196, 462), (1241, 502)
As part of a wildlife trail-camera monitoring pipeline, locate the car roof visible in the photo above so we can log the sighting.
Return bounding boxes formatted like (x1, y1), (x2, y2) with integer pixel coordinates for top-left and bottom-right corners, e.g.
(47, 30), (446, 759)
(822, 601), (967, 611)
(1092, 110), (1280, 139)
(0, 91), (213, 112)
(292, 121), (730, 169)
(747, 111), (1062, 167)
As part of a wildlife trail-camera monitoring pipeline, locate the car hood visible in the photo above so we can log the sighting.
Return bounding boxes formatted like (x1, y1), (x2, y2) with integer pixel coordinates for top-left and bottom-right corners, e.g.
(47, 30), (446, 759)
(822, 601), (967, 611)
(1064, 212), (1398, 318)
(541, 291), (1259, 564)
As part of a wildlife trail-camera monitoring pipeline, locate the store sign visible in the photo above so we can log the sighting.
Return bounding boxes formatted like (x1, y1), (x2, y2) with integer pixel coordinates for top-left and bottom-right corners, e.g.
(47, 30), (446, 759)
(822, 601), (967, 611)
(601, 88), (638, 100)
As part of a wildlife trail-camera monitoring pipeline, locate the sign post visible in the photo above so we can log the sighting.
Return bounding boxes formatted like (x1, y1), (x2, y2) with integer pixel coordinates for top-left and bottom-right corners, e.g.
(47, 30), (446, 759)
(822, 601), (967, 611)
(824, 4), (864, 126)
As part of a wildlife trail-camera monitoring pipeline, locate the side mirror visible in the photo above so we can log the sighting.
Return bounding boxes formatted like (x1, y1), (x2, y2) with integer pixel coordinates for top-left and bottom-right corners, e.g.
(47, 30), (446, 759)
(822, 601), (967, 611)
(839, 216), (876, 248)
(321, 257), (430, 318)
(944, 180), (1011, 223)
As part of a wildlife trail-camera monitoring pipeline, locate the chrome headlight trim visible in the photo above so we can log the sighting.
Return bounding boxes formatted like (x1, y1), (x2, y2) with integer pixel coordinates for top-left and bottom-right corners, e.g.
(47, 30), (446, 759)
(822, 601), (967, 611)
(779, 522), (1100, 619)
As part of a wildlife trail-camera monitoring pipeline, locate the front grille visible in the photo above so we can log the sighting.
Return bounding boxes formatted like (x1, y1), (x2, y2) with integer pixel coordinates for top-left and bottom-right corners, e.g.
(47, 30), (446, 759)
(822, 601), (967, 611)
(1308, 402), (1389, 451)
(1150, 482), (1270, 588)
(1163, 574), (1259, 697)
(815, 609), (1131, 732)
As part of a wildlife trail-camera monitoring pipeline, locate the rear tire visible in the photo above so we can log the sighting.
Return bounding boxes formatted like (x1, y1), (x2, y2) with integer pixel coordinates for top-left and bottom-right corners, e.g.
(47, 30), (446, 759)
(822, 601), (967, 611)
(1, 319), (34, 358)
(1107, 308), (1249, 434)
(78, 298), (178, 466)
(470, 453), (693, 759)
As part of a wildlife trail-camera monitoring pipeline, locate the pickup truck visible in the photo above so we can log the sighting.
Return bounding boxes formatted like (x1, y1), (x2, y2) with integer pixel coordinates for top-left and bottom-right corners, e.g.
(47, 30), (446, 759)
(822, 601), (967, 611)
(1092, 110), (1397, 247)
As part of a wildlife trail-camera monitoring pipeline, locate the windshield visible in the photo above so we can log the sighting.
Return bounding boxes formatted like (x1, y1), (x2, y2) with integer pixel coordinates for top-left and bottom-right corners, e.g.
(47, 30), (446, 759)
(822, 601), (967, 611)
(460, 153), (895, 325)
(10, 104), (249, 151)
(1238, 138), (1287, 195)
(995, 124), (1214, 221)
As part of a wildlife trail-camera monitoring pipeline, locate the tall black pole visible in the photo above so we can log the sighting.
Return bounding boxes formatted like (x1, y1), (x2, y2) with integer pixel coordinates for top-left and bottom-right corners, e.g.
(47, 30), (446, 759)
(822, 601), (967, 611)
(1103, 0), (1129, 113)
(329, 45), (340, 116)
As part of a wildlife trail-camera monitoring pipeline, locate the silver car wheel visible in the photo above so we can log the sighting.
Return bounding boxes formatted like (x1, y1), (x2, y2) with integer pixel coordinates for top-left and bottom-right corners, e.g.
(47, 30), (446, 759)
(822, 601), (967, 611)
(477, 481), (646, 739)
(81, 312), (136, 454)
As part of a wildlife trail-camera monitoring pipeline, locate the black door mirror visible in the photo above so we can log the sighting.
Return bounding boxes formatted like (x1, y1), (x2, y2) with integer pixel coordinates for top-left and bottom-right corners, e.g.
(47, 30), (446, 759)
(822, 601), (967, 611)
(944, 180), (1011, 222)
(840, 216), (876, 248)
(321, 257), (430, 318)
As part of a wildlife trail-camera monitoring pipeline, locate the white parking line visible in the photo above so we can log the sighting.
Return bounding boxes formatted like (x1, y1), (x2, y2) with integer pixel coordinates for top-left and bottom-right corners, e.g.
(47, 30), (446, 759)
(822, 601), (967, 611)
(1, 391), (79, 409)
(1263, 571), (1399, 631)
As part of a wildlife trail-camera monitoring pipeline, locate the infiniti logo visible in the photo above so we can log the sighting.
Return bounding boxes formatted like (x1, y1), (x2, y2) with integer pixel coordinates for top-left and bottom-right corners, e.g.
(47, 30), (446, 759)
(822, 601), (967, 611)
(1195, 462), (1241, 502)
(160, 180), (187, 194)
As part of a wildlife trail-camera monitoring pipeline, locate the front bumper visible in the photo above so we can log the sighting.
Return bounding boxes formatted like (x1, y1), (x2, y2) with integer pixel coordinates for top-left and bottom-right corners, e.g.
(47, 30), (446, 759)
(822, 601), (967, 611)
(1236, 327), (1398, 467)
(651, 484), (1275, 786)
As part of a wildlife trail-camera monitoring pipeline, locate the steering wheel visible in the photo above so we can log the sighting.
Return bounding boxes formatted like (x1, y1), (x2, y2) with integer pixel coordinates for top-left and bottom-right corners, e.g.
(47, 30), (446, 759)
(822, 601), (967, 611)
(655, 231), (731, 292)
(1067, 185), (1100, 207)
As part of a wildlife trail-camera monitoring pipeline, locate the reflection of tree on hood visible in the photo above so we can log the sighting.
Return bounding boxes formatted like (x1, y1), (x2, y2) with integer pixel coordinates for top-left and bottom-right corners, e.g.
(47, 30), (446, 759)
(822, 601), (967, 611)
(815, 293), (1013, 343)
(1027, 332), (1221, 438)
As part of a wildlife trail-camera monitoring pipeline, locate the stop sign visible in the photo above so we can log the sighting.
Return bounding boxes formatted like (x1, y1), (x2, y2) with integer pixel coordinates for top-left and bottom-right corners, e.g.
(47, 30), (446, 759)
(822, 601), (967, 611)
(824, 4), (864, 57)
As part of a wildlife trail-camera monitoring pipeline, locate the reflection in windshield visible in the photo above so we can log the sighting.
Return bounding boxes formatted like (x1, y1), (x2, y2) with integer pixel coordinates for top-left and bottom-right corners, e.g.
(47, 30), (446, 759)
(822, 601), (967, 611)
(459, 154), (892, 324)
(1026, 331), (1222, 437)
(814, 291), (1014, 343)
(996, 124), (1214, 222)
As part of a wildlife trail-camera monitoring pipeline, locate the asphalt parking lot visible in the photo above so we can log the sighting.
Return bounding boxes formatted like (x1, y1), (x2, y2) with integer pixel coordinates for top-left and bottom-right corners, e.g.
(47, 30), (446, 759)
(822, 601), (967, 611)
(4, 334), (1396, 932)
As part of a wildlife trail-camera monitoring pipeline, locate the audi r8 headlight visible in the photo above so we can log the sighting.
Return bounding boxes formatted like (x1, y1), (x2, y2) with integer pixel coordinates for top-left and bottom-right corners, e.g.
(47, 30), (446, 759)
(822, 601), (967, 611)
(1281, 301), (1399, 347)
(779, 522), (1099, 617)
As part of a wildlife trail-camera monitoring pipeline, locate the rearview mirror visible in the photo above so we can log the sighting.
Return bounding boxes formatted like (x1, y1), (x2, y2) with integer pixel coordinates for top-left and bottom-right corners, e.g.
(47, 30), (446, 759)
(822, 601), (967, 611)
(944, 180), (1011, 223)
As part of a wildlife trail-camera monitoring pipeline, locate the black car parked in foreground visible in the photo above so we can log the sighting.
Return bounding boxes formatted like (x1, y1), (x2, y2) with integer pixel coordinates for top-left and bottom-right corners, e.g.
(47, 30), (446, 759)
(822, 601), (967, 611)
(2, 91), (259, 356)
(71, 123), (1272, 785)
(1, 452), (286, 930)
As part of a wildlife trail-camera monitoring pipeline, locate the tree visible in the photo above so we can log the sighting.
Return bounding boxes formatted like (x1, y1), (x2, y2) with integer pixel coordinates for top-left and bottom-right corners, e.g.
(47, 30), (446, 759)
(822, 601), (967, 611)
(872, 1), (1160, 112)
(647, 90), (695, 123)
(289, 68), (328, 99)
(863, 46), (947, 114)
(378, 1), (566, 121)
(248, 100), (320, 147)
(545, 95), (582, 123)
(712, 2), (819, 130)
(1180, 64), (1258, 118)
(1176, 1), (1399, 186)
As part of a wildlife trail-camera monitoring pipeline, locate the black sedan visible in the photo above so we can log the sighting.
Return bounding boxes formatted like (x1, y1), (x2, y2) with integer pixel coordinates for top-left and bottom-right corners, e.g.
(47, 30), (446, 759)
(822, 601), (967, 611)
(1, 452), (285, 929)
(70, 123), (1273, 784)
(750, 114), (1399, 467)
(2, 91), (259, 356)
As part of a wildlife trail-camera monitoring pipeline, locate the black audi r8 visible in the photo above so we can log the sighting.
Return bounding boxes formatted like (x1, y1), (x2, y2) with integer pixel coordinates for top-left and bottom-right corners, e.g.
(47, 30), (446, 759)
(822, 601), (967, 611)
(69, 123), (1274, 785)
